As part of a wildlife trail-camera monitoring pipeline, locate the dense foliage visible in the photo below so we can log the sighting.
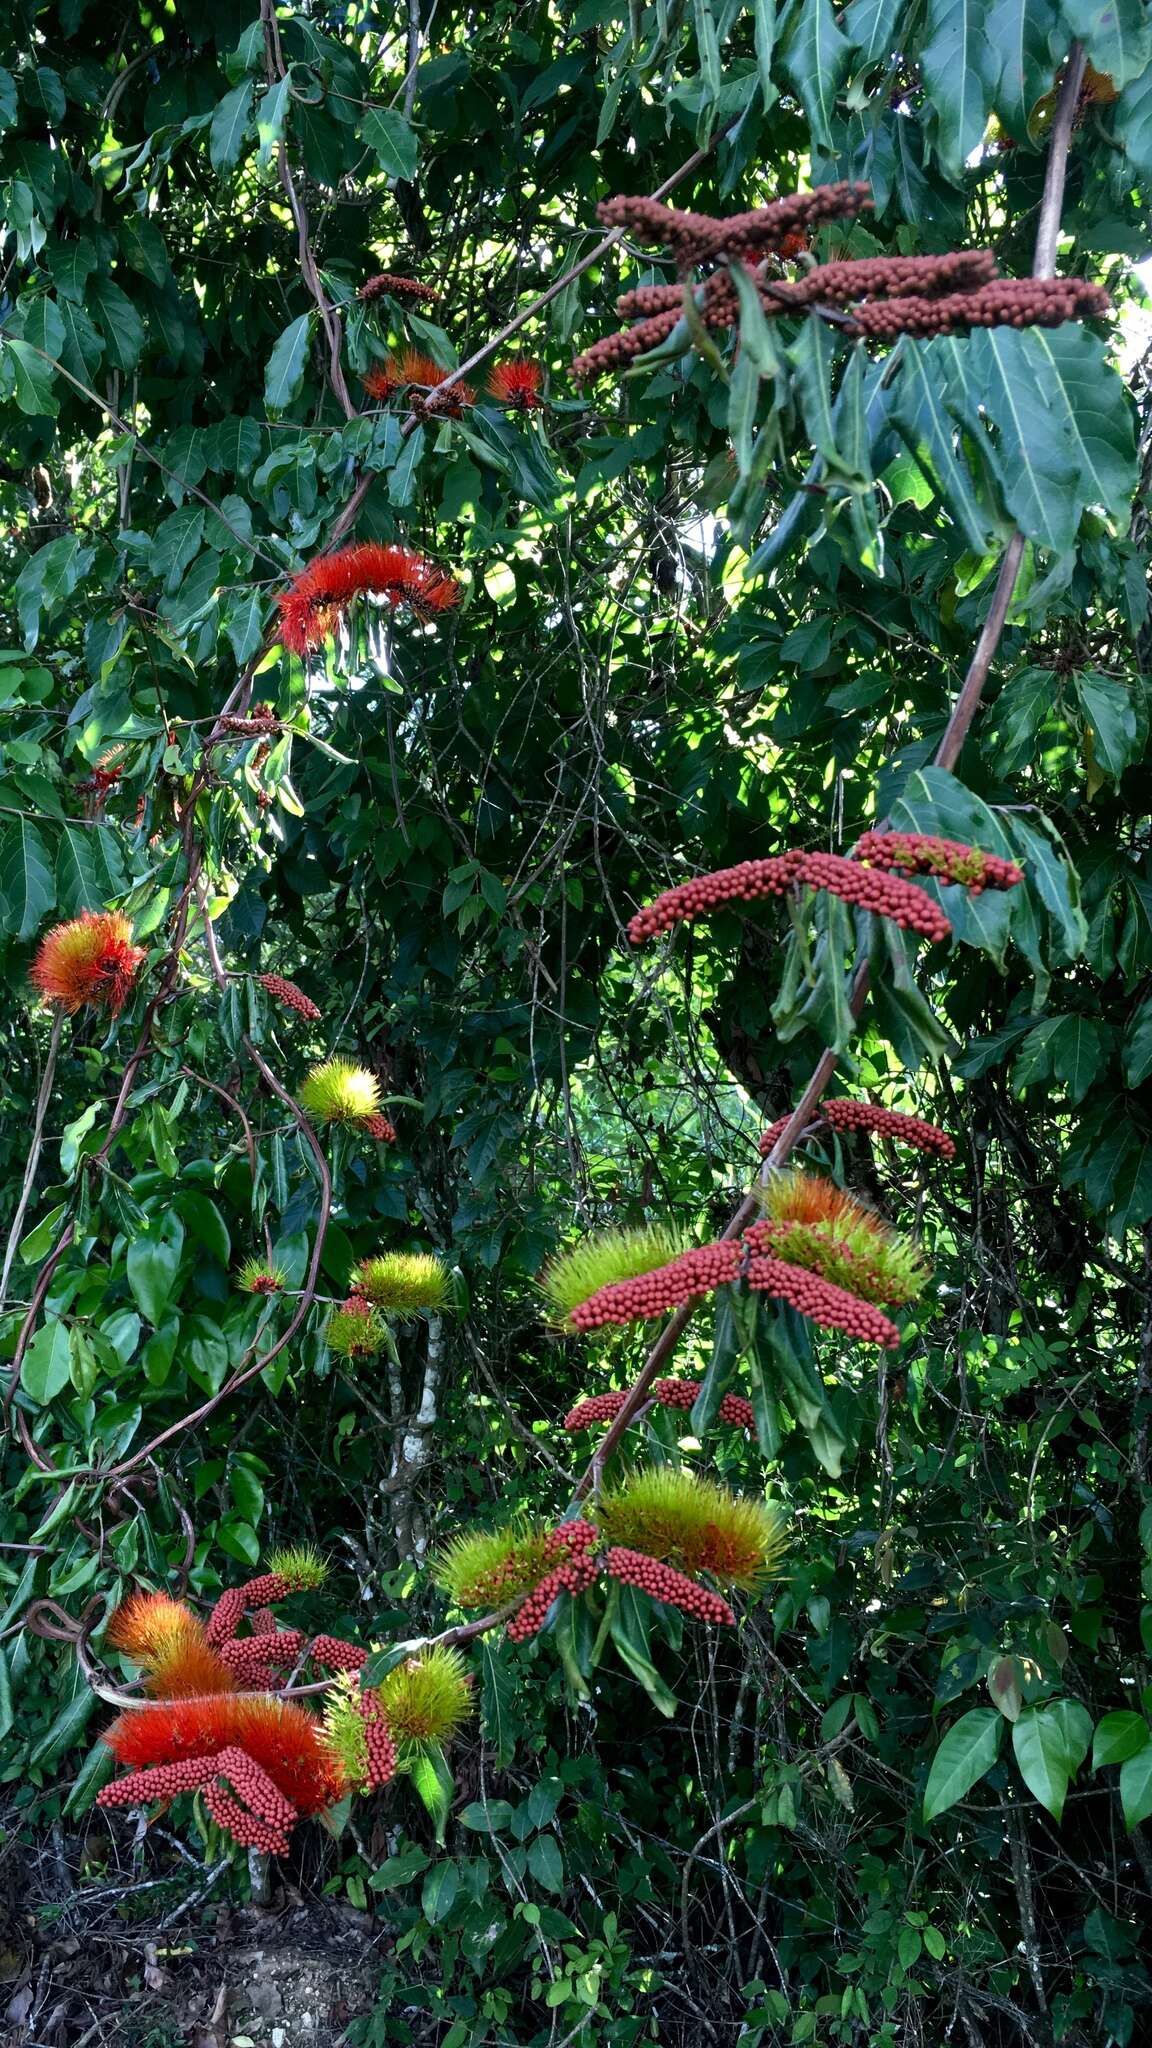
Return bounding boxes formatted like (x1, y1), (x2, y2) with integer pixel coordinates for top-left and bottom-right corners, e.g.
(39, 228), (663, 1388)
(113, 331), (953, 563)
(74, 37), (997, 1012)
(3, 1), (1152, 2042)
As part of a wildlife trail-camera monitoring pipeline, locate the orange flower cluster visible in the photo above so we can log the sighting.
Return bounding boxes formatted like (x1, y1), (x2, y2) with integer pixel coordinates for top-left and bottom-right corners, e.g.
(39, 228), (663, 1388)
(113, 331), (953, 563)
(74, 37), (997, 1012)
(258, 973), (322, 1021)
(567, 1240), (743, 1332)
(760, 1098), (956, 1161)
(626, 849), (950, 945)
(364, 352), (544, 412)
(30, 912), (145, 1017)
(851, 831), (1024, 893)
(603, 1547), (736, 1626)
(275, 541), (460, 656)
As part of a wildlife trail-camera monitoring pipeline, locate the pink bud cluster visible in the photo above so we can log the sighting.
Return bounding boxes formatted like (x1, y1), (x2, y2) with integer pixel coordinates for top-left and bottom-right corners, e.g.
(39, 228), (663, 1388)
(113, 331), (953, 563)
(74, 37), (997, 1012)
(568, 1240), (743, 1331)
(544, 1520), (599, 1559)
(218, 1629), (304, 1683)
(258, 973), (322, 1020)
(205, 1585), (248, 1648)
(759, 1098), (955, 1160)
(361, 1113), (397, 1142)
(603, 1547), (736, 1626)
(745, 1252), (899, 1347)
(506, 1551), (599, 1641)
(851, 831), (1024, 893)
(99, 1748), (296, 1857)
(627, 848), (950, 945)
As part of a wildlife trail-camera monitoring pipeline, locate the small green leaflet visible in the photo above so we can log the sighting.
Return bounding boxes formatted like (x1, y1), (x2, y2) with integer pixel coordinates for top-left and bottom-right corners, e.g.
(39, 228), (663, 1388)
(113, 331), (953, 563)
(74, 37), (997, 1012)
(361, 107), (418, 180)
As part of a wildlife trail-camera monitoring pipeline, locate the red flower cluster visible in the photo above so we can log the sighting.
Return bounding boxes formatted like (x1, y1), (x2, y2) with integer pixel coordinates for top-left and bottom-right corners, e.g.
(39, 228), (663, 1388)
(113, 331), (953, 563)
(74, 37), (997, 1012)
(218, 1630), (304, 1683)
(359, 273), (439, 305)
(258, 973), (322, 1021)
(100, 1695), (344, 1841)
(276, 542), (461, 655)
(563, 1380), (753, 1431)
(360, 1112), (397, 1142)
(760, 1098), (956, 1161)
(745, 1252), (899, 1347)
(353, 1688), (399, 1788)
(98, 1744), (302, 1855)
(627, 849), (950, 945)
(30, 912), (145, 1017)
(487, 360), (544, 409)
(851, 831), (1024, 894)
(603, 1547), (736, 1626)
(568, 1239), (743, 1331)
(309, 1633), (368, 1673)
(506, 1551), (599, 1641)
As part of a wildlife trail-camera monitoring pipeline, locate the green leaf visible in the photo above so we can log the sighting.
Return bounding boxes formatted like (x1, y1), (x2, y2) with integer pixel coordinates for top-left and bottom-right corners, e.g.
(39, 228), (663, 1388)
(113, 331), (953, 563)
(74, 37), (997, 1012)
(527, 1832), (565, 1891)
(1056, 0), (1152, 85)
(890, 339), (996, 554)
(1115, 62), (1152, 173)
(369, 1844), (429, 1889)
(22, 1321), (72, 1405)
(5, 338), (59, 417)
(256, 75), (291, 165)
(988, 0), (1062, 136)
(88, 277), (145, 371)
(55, 822), (128, 916)
(0, 817), (55, 939)
(126, 1218), (184, 1325)
(265, 313), (313, 413)
(29, 1686), (97, 1770)
(1125, 998), (1152, 1088)
(923, 1708), (1003, 1821)
(784, 0), (852, 150)
(843, 0), (908, 64)
(362, 106), (418, 179)
(64, 1739), (117, 1815)
(609, 1587), (678, 1717)
(920, 0), (997, 178)
(458, 1798), (514, 1832)
(209, 80), (254, 168)
(410, 1747), (455, 1846)
(1074, 670), (1141, 783)
(1120, 1742), (1152, 1829)
(421, 1861), (459, 1923)
(1012, 1703), (1084, 1820)
(1092, 1711), (1151, 1769)
(13, 534), (94, 649)
(479, 1635), (517, 1768)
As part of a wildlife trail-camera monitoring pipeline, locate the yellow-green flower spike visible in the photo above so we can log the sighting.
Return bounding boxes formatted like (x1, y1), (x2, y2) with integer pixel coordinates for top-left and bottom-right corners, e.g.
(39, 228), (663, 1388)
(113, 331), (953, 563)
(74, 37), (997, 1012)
(757, 1170), (930, 1307)
(595, 1468), (788, 1590)
(326, 1298), (390, 1358)
(375, 1645), (472, 1751)
(236, 1255), (288, 1295)
(268, 1544), (328, 1592)
(298, 1057), (382, 1125)
(540, 1222), (692, 1328)
(435, 1519), (555, 1608)
(353, 1251), (453, 1319)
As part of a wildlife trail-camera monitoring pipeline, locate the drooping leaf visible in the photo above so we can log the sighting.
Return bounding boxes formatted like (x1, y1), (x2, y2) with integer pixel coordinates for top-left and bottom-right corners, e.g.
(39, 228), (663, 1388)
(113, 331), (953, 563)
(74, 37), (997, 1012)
(923, 1708), (1003, 1821)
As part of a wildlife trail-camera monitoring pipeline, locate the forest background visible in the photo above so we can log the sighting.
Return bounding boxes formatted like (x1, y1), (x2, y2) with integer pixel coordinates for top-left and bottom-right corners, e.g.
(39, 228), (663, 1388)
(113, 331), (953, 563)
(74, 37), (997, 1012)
(3, 1), (1152, 2044)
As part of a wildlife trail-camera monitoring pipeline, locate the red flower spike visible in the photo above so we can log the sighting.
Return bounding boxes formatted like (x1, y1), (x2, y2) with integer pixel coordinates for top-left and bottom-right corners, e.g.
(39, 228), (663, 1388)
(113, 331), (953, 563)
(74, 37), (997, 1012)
(217, 1630), (305, 1683)
(487, 360), (544, 409)
(354, 1689), (398, 1788)
(239, 1572), (292, 1610)
(359, 273), (439, 306)
(506, 1553), (600, 1642)
(30, 911), (145, 1016)
(563, 1382), (753, 1432)
(205, 1586), (248, 1649)
(794, 852), (952, 942)
(851, 830), (1024, 894)
(101, 1695), (345, 1819)
(604, 1548), (736, 1626)
(759, 1099), (955, 1161)
(627, 852), (808, 941)
(744, 1251), (900, 1348)
(568, 1239), (743, 1332)
(359, 1112), (397, 1142)
(203, 1754), (297, 1856)
(308, 1634), (369, 1674)
(275, 543), (460, 654)
(258, 973), (322, 1021)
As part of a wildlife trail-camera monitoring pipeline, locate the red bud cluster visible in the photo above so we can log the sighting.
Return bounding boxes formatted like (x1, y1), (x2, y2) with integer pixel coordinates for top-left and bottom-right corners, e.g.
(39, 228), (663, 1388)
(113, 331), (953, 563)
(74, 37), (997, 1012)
(218, 1629), (304, 1683)
(544, 1520), (599, 1558)
(761, 1098), (956, 1161)
(603, 1547), (736, 1626)
(851, 831), (1024, 893)
(564, 1382), (754, 1430)
(627, 848), (950, 945)
(258, 973), (322, 1020)
(568, 1240), (743, 1331)
(99, 1747), (297, 1856)
(219, 711), (280, 736)
(205, 1585), (249, 1648)
(506, 1552), (599, 1641)
(745, 1252), (900, 1347)
(359, 273), (439, 305)
(310, 1634), (369, 1673)
(849, 276), (1109, 338)
(360, 1113), (397, 1142)
(596, 182), (872, 272)
(354, 1688), (399, 1787)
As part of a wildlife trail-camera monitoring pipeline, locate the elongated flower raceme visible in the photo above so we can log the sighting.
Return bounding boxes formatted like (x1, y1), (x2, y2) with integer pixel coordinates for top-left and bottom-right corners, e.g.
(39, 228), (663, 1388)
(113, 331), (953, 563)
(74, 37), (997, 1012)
(745, 1252), (900, 1347)
(258, 973), (322, 1021)
(563, 1382), (754, 1432)
(568, 1239), (743, 1332)
(760, 1099), (956, 1161)
(324, 1673), (398, 1791)
(298, 1058), (381, 1124)
(360, 1111), (397, 1142)
(487, 359), (544, 408)
(627, 850), (951, 945)
(851, 831), (1024, 893)
(276, 542), (461, 655)
(30, 911), (145, 1016)
(353, 1251), (452, 1318)
(359, 272), (438, 305)
(749, 1171), (929, 1307)
(540, 1222), (693, 1328)
(593, 1468), (787, 1589)
(603, 1549), (735, 1627)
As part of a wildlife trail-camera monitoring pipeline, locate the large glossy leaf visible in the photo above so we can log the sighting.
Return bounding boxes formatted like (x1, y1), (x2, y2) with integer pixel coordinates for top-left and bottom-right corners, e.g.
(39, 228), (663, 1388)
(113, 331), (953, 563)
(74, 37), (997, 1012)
(1056, 0), (1152, 85)
(890, 339), (998, 554)
(0, 816), (55, 939)
(920, 0), (997, 177)
(783, 0), (853, 149)
(264, 312), (313, 413)
(987, 0), (1062, 135)
(923, 1708), (1003, 1820)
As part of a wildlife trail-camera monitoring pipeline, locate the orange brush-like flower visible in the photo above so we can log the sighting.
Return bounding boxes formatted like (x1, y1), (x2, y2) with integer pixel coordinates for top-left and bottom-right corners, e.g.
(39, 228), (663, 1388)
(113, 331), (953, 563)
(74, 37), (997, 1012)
(487, 359), (544, 409)
(102, 1693), (346, 1816)
(30, 912), (144, 1016)
(275, 542), (461, 653)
